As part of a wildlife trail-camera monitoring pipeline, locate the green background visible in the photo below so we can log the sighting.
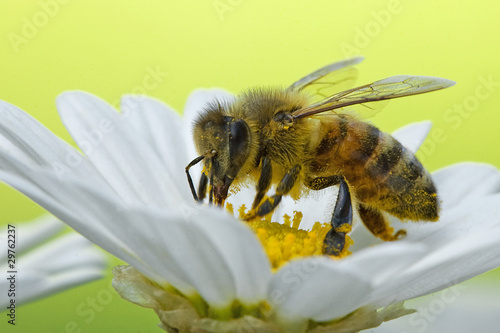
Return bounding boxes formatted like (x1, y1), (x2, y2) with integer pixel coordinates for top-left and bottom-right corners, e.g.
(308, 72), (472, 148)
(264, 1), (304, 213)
(1, 0), (499, 331)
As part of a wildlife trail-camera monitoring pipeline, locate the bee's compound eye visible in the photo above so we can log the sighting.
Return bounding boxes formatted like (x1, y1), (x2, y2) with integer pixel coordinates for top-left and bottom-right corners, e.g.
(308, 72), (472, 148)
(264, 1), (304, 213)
(229, 119), (250, 159)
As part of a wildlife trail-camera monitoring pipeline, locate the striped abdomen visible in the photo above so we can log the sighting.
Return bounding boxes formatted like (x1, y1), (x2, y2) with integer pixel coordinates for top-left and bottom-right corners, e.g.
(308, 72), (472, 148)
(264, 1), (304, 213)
(310, 115), (439, 221)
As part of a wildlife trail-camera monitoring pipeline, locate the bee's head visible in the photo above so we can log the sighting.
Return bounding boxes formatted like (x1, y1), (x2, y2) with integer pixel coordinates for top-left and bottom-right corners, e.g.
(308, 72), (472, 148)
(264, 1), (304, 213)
(191, 103), (255, 205)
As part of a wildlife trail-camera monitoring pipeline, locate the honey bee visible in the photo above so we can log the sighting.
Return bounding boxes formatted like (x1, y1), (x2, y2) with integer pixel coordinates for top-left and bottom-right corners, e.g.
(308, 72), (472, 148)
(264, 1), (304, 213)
(185, 57), (455, 256)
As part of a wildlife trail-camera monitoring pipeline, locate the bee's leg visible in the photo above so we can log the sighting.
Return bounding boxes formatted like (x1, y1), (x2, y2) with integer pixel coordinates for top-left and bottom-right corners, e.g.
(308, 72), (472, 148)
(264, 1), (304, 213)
(245, 164), (301, 220)
(323, 178), (353, 256)
(305, 175), (342, 190)
(358, 203), (406, 241)
(252, 156), (272, 209)
(197, 173), (208, 202)
(185, 155), (205, 202)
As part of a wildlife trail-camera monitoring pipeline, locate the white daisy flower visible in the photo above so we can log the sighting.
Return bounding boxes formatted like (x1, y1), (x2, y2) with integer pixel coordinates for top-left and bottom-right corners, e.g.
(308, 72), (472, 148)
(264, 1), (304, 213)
(0, 90), (499, 332)
(0, 215), (107, 308)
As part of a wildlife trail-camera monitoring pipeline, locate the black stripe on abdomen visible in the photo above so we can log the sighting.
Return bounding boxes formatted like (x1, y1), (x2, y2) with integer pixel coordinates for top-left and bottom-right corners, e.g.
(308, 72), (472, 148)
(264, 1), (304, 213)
(349, 124), (381, 163)
(383, 150), (427, 193)
(368, 136), (403, 180)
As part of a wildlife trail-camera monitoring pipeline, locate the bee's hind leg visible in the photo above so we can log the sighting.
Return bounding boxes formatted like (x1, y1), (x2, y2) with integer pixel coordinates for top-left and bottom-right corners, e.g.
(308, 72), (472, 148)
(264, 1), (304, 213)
(358, 204), (406, 241)
(244, 164), (301, 220)
(323, 178), (353, 256)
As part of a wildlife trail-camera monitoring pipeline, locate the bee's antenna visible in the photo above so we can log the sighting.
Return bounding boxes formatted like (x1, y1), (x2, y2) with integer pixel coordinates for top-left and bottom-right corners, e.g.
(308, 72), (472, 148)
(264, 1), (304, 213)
(208, 156), (215, 205)
(185, 155), (204, 202)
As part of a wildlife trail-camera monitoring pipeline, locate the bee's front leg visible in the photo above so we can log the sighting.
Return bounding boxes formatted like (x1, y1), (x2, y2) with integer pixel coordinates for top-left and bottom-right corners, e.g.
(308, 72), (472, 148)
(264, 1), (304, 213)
(185, 155), (205, 202)
(244, 164), (301, 220)
(323, 178), (353, 256)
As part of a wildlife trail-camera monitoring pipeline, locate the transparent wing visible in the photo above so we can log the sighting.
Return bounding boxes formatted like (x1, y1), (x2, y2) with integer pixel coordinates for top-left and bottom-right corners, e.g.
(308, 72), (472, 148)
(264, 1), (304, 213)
(293, 75), (456, 120)
(287, 57), (364, 103)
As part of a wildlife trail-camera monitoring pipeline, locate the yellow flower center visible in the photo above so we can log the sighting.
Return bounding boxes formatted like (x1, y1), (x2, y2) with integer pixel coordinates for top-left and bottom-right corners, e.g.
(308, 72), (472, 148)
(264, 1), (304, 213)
(226, 203), (353, 269)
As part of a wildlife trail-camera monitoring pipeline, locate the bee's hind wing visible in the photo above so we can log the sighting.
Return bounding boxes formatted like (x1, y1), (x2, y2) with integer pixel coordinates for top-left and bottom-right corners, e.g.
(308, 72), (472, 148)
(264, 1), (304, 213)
(287, 57), (364, 103)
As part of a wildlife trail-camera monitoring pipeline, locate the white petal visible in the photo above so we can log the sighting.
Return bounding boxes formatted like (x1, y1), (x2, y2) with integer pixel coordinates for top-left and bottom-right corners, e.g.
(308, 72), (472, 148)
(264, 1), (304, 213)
(76, 202), (272, 307)
(372, 281), (500, 333)
(338, 242), (427, 287)
(269, 257), (372, 323)
(0, 228), (106, 308)
(270, 242), (426, 323)
(373, 196), (500, 305)
(13, 267), (104, 306)
(432, 162), (500, 211)
(401, 227), (500, 301)
(390, 193), (500, 250)
(0, 154), (217, 297)
(0, 99), (75, 168)
(57, 91), (187, 207)
(117, 204), (271, 306)
(120, 95), (191, 199)
(19, 233), (107, 273)
(0, 155), (165, 287)
(392, 121), (432, 153)
(0, 100), (109, 185)
(188, 207), (272, 303)
(384, 164), (500, 251)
